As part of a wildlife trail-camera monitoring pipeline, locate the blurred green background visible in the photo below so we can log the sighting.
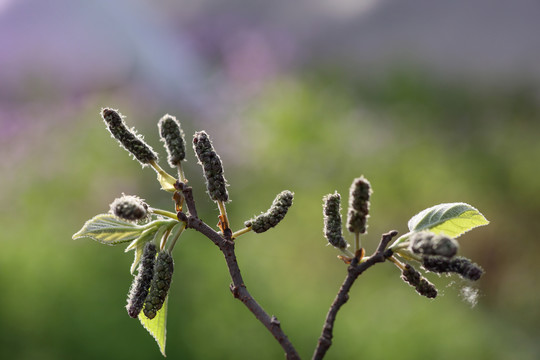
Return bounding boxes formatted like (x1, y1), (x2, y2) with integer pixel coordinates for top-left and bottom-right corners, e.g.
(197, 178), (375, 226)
(2, 1), (540, 359)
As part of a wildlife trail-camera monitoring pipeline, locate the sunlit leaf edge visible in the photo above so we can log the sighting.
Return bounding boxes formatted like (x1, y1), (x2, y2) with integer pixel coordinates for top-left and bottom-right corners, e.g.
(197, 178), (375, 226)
(138, 296), (168, 356)
(72, 214), (145, 245)
(408, 202), (489, 238)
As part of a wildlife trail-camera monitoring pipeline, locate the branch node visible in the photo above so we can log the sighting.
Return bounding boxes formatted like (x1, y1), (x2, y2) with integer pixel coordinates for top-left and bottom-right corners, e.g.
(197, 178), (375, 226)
(271, 315), (281, 327)
(229, 283), (245, 299)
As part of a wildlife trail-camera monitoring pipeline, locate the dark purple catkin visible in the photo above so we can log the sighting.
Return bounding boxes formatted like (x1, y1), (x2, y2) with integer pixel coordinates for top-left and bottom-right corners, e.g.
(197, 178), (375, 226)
(401, 264), (438, 298)
(192, 131), (228, 202)
(110, 195), (149, 222)
(409, 232), (459, 258)
(158, 114), (186, 168)
(346, 176), (372, 234)
(143, 250), (174, 319)
(126, 243), (157, 318)
(101, 108), (158, 166)
(323, 192), (348, 250)
(245, 191), (294, 233)
(422, 256), (484, 281)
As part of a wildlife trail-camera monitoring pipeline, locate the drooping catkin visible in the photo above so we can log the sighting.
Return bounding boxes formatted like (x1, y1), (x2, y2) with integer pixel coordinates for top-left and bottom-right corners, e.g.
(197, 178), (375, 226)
(110, 194), (149, 222)
(101, 108), (158, 166)
(126, 243), (157, 318)
(401, 264), (438, 298)
(158, 114), (186, 168)
(409, 231), (459, 258)
(422, 256), (484, 281)
(323, 192), (348, 250)
(246, 191), (294, 233)
(346, 176), (372, 235)
(192, 131), (229, 202)
(143, 250), (174, 319)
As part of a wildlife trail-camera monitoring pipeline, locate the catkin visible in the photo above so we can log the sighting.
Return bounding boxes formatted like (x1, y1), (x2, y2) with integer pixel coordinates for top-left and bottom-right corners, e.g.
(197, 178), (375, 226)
(143, 250), (174, 319)
(323, 192), (348, 250)
(110, 194), (149, 222)
(192, 131), (228, 202)
(126, 243), (157, 318)
(101, 108), (158, 166)
(246, 191), (294, 233)
(422, 256), (484, 281)
(401, 264), (438, 298)
(346, 176), (372, 234)
(158, 114), (186, 167)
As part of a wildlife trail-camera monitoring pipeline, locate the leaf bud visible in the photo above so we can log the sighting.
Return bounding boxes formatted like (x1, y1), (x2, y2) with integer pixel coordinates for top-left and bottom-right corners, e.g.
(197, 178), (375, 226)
(101, 108), (158, 166)
(110, 194), (149, 222)
(248, 191), (294, 233)
(158, 114), (186, 167)
(401, 264), (438, 298)
(323, 192), (348, 250)
(422, 256), (484, 281)
(192, 131), (229, 202)
(346, 176), (372, 234)
(144, 250), (174, 319)
(409, 231), (459, 258)
(126, 243), (157, 318)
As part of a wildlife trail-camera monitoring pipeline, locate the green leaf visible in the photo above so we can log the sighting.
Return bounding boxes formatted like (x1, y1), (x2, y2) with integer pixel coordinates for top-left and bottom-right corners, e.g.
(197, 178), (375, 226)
(139, 296), (169, 356)
(408, 202), (489, 238)
(72, 214), (145, 245)
(157, 170), (177, 193)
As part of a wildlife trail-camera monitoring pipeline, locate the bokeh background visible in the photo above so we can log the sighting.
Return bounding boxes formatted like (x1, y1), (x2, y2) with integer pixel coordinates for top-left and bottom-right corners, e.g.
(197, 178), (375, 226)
(1, 0), (539, 359)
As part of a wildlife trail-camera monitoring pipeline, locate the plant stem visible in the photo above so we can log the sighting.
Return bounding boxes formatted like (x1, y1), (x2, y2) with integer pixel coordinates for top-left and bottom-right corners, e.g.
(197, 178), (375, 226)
(354, 232), (360, 252)
(178, 185), (300, 360)
(231, 226), (252, 240)
(217, 200), (230, 232)
(177, 162), (187, 183)
(152, 208), (180, 220)
(312, 230), (398, 360)
(168, 222), (186, 252)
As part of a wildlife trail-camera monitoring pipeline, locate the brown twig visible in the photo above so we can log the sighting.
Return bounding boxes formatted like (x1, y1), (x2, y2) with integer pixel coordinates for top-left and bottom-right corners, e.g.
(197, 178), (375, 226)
(177, 185), (301, 360)
(312, 230), (398, 360)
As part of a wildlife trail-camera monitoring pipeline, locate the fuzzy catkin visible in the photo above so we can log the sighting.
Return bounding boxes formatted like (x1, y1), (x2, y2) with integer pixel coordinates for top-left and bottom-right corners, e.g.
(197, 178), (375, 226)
(346, 176), (372, 234)
(409, 232), (459, 258)
(323, 192), (348, 249)
(158, 114), (186, 167)
(422, 256), (484, 281)
(143, 250), (174, 319)
(401, 264), (438, 298)
(246, 191), (294, 233)
(126, 243), (157, 318)
(110, 195), (149, 222)
(101, 108), (158, 165)
(192, 131), (229, 202)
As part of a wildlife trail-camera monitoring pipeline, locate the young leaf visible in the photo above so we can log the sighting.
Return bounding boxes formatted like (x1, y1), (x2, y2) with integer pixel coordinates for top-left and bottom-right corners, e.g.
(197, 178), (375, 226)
(157, 170), (177, 193)
(72, 214), (145, 245)
(126, 221), (177, 274)
(408, 202), (489, 238)
(139, 296), (169, 356)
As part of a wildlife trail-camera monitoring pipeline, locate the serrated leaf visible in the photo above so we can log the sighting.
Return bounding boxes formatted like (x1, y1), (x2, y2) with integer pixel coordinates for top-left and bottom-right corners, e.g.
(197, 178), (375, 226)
(408, 202), (489, 238)
(139, 296), (168, 356)
(72, 214), (145, 245)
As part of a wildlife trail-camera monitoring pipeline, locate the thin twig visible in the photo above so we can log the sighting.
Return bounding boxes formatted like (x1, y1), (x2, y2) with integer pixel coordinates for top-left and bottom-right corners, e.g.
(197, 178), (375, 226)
(177, 185), (300, 360)
(312, 230), (398, 360)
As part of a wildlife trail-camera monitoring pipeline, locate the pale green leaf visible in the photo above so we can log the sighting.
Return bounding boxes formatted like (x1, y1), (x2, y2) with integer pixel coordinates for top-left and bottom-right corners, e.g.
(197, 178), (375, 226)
(139, 296), (168, 356)
(408, 202), (489, 238)
(72, 214), (145, 245)
(157, 171), (177, 193)
(126, 220), (177, 274)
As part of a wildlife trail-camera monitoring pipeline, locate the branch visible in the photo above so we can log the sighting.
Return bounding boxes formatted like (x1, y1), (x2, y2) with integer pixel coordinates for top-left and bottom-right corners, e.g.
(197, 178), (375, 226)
(177, 186), (301, 360)
(312, 230), (398, 360)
